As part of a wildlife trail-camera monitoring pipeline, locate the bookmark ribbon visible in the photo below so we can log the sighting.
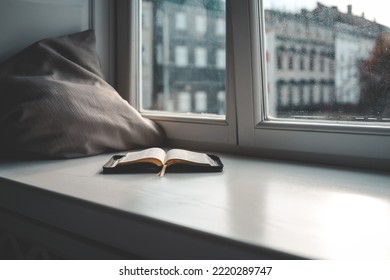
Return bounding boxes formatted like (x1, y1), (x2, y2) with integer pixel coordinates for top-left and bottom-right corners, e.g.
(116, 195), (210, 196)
(157, 164), (167, 177)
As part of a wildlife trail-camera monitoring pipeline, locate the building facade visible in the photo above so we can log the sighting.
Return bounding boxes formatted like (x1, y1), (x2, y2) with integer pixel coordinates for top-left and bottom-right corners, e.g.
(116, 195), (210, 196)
(142, 1), (388, 118)
(265, 3), (389, 118)
(146, 0), (226, 114)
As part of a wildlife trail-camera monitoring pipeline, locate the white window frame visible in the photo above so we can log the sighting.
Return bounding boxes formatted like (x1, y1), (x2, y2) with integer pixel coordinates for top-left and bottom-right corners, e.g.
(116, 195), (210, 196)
(234, 0), (390, 168)
(117, 0), (390, 170)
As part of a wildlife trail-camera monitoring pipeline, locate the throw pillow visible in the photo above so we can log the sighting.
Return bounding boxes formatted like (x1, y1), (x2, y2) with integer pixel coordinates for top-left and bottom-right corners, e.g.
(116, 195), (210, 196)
(0, 30), (165, 158)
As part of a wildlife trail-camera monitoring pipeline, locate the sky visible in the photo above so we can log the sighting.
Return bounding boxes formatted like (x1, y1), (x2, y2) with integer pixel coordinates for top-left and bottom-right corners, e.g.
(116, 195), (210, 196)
(263, 0), (390, 28)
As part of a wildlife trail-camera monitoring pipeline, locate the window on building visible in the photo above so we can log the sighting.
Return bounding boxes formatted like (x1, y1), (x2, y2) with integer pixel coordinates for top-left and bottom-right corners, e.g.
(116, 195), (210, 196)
(323, 84), (331, 104)
(329, 60), (334, 74)
(217, 90), (226, 115)
(194, 47), (208, 68)
(300, 56), (305, 71)
(195, 91), (208, 112)
(320, 53), (325, 72)
(178, 91), (191, 112)
(216, 18), (226, 36)
(291, 82), (300, 105)
(302, 83), (310, 104)
(288, 55), (294, 70)
(280, 83), (290, 106)
(175, 46), (188, 67)
(216, 49), (226, 69)
(195, 14), (207, 35)
(156, 43), (163, 64)
(175, 12), (187, 30)
(313, 83), (321, 104)
(309, 50), (316, 71)
(277, 50), (283, 70)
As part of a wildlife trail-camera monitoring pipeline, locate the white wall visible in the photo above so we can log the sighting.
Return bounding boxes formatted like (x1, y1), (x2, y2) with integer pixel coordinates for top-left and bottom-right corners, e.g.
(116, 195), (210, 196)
(0, 0), (114, 83)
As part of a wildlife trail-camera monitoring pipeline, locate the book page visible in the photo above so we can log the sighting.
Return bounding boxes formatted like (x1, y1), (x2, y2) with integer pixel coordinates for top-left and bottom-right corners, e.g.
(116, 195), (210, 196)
(117, 147), (166, 166)
(165, 149), (217, 166)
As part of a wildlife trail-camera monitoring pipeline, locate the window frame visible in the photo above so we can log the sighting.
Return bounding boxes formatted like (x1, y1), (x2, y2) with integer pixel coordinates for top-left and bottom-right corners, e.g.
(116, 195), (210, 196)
(116, 0), (237, 146)
(237, 0), (390, 168)
(118, 0), (390, 170)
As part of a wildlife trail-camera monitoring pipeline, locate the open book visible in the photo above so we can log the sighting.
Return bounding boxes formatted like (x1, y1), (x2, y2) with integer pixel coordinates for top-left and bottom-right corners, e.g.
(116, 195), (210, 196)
(103, 148), (223, 176)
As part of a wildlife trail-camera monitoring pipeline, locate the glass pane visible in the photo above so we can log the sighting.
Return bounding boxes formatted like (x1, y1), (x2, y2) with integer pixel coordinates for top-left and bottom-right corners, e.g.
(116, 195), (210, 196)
(141, 0), (226, 116)
(264, 0), (390, 122)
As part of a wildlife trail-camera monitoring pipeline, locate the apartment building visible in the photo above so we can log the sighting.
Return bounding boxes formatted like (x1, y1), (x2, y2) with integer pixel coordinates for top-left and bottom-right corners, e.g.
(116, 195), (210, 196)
(265, 3), (389, 118)
(145, 0), (226, 114)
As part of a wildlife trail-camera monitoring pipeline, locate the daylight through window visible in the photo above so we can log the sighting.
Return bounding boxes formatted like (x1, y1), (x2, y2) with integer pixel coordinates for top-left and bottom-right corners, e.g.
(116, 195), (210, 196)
(264, 0), (390, 122)
(141, 0), (226, 116)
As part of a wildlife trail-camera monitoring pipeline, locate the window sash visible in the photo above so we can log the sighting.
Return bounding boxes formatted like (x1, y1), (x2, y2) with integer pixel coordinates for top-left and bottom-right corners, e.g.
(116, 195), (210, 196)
(233, 0), (390, 167)
(117, 0), (236, 146)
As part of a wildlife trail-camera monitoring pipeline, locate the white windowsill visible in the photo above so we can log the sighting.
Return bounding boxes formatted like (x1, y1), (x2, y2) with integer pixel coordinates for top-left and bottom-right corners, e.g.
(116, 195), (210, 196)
(1, 151), (390, 259)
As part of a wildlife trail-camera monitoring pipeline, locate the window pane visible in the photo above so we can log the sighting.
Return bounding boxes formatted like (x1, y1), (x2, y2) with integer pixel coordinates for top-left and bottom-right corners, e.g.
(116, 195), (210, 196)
(264, 0), (390, 122)
(141, 0), (226, 115)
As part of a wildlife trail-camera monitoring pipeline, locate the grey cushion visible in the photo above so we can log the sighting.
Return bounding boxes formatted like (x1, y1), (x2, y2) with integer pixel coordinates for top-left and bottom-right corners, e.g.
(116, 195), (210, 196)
(0, 30), (165, 158)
